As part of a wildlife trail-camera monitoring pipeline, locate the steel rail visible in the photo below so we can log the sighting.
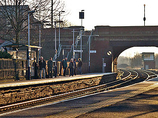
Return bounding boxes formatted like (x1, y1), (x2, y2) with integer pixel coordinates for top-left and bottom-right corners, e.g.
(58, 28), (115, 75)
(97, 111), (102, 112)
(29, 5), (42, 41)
(143, 70), (158, 80)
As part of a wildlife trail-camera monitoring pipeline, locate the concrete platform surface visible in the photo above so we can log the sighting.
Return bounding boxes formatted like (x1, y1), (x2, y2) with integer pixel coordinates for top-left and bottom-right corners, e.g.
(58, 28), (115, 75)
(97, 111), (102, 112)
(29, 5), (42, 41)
(78, 78), (158, 118)
(49, 79), (158, 118)
(0, 73), (113, 88)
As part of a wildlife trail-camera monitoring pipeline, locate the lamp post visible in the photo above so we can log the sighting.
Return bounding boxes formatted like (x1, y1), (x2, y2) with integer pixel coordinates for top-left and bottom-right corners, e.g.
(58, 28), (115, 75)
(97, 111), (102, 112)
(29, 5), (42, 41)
(46, 21), (63, 65)
(54, 21), (57, 66)
(46, 21), (60, 77)
(72, 29), (75, 59)
(59, 11), (65, 47)
(79, 10), (84, 60)
(79, 10), (84, 26)
(38, 24), (41, 57)
(107, 50), (113, 72)
(143, 4), (146, 26)
(51, 0), (53, 28)
(27, 10), (35, 80)
(32, 20), (49, 61)
(72, 29), (80, 59)
(88, 33), (99, 73)
(80, 31), (99, 73)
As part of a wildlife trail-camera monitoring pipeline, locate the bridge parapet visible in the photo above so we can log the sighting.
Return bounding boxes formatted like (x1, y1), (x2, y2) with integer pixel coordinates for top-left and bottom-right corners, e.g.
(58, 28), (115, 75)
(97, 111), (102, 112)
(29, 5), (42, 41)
(94, 25), (158, 41)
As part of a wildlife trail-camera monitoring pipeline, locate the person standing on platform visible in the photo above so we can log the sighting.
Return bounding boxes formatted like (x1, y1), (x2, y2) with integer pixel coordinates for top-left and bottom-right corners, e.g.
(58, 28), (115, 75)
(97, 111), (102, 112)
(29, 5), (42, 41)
(78, 58), (82, 74)
(60, 59), (64, 76)
(48, 57), (53, 78)
(73, 58), (77, 76)
(39, 56), (46, 79)
(69, 58), (74, 76)
(63, 57), (67, 76)
(33, 58), (38, 79)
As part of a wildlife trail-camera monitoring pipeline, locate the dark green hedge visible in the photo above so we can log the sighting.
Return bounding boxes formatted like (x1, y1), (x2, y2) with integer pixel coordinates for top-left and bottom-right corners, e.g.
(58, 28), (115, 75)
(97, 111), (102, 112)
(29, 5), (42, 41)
(0, 51), (12, 58)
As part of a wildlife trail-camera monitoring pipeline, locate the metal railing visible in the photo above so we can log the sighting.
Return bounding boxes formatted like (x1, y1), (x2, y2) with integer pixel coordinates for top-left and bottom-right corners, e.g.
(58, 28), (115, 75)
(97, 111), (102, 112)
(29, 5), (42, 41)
(53, 44), (62, 61)
(67, 30), (83, 60)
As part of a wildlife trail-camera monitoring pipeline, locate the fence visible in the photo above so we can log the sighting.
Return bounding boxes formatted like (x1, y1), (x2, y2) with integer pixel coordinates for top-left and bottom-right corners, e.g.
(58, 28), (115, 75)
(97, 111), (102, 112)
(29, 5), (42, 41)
(0, 59), (88, 82)
(0, 59), (26, 82)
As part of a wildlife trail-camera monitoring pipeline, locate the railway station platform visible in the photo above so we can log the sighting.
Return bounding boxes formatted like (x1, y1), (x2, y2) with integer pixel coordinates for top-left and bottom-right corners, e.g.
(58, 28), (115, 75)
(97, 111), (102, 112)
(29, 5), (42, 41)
(0, 73), (116, 88)
(0, 73), (117, 106)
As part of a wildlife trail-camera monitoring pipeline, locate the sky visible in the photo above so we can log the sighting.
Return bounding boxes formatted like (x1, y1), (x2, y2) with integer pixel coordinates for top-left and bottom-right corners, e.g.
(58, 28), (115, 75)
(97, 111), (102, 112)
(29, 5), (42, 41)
(63, 0), (158, 57)
(64, 0), (158, 30)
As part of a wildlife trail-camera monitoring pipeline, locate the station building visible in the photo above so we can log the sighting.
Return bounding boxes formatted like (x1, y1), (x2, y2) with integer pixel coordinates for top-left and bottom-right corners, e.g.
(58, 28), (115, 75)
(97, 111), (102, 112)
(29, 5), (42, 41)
(142, 52), (155, 70)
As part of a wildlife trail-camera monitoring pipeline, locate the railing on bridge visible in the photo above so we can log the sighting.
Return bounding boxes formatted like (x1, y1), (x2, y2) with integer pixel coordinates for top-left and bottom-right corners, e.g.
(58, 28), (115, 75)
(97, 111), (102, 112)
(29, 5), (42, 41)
(51, 30), (83, 61)
(66, 30), (83, 60)
(51, 29), (94, 61)
(66, 30), (94, 60)
(52, 44), (62, 61)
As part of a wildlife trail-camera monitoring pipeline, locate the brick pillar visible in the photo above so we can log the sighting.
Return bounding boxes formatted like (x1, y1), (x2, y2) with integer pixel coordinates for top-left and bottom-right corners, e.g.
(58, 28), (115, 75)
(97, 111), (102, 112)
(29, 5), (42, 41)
(113, 57), (117, 72)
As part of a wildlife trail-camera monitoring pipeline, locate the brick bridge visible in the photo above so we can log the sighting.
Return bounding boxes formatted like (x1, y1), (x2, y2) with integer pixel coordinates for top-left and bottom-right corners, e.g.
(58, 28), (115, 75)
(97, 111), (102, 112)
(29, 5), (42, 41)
(87, 26), (158, 72)
(36, 26), (158, 73)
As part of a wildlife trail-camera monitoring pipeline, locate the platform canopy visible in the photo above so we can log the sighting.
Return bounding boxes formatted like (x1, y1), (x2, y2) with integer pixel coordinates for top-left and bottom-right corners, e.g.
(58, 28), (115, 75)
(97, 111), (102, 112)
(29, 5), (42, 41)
(4, 43), (25, 48)
(4, 43), (42, 61)
(4, 43), (42, 50)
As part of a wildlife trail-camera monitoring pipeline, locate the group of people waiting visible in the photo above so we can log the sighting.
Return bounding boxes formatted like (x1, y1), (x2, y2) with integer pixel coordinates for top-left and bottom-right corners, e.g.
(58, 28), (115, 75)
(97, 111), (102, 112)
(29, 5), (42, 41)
(36, 56), (82, 79)
(61, 57), (82, 77)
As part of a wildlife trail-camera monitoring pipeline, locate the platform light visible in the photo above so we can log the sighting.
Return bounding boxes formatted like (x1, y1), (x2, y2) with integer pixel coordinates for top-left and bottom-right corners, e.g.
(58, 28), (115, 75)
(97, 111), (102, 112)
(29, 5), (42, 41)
(27, 10), (35, 80)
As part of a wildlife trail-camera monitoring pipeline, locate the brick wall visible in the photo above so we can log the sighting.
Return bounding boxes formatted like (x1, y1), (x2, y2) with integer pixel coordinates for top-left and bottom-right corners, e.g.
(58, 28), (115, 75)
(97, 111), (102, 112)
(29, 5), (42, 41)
(0, 73), (117, 106)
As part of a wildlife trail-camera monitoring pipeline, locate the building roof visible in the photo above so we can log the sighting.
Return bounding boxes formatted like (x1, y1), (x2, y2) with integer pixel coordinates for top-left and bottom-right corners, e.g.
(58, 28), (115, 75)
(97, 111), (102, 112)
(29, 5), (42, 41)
(0, 39), (5, 44)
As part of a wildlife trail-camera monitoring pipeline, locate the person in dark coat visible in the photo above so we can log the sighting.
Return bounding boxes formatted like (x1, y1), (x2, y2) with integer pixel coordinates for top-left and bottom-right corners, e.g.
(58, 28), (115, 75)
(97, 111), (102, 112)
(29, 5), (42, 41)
(53, 65), (57, 78)
(33, 58), (38, 79)
(48, 57), (53, 78)
(73, 58), (77, 75)
(63, 57), (67, 76)
(69, 58), (74, 76)
(78, 58), (82, 74)
(39, 56), (46, 79)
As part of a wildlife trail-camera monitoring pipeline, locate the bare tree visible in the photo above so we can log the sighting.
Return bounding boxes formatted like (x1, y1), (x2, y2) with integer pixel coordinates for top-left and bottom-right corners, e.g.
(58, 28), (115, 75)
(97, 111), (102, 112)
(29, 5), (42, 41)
(131, 53), (142, 68)
(0, 0), (66, 44)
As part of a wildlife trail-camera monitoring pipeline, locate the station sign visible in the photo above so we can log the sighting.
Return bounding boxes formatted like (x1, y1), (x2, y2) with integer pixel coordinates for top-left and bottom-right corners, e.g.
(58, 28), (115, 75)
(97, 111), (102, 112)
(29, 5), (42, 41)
(90, 50), (96, 53)
(74, 50), (83, 52)
(103, 63), (106, 67)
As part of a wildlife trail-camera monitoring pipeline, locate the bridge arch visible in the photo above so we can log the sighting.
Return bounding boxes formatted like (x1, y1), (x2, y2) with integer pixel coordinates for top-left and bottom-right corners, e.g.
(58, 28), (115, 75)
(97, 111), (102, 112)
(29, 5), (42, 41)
(110, 40), (158, 72)
(91, 26), (158, 73)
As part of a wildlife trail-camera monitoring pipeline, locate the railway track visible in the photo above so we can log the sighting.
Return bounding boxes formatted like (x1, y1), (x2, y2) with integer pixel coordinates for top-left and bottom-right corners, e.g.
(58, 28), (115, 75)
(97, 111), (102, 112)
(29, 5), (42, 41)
(0, 69), (157, 114)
